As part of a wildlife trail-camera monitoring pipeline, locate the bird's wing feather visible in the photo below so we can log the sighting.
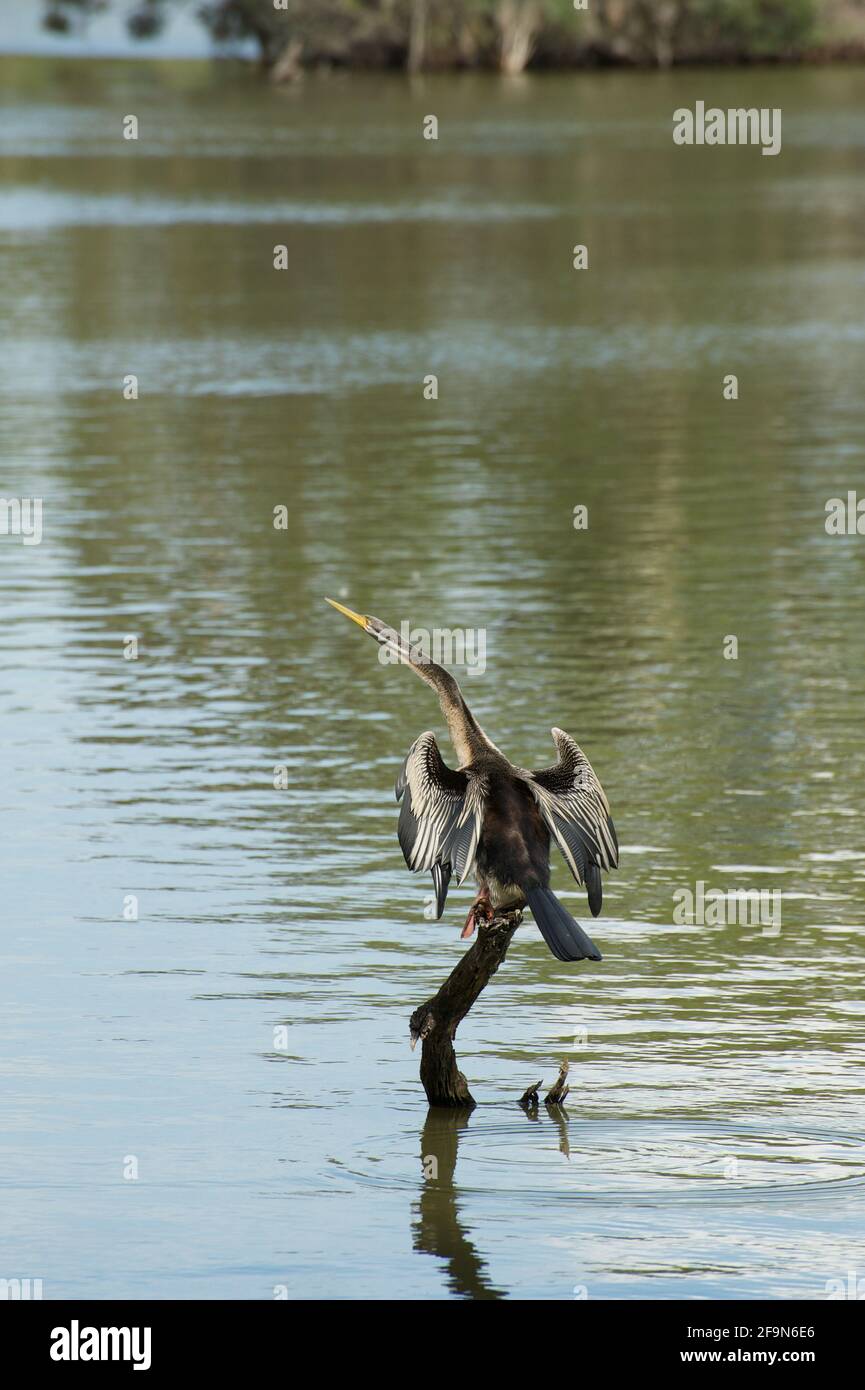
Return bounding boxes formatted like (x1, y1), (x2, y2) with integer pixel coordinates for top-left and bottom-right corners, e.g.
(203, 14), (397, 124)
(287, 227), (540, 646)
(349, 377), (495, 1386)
(431, 862), (452, 918)
(395, 733), (486, 909)
(524, 727), (618, 885)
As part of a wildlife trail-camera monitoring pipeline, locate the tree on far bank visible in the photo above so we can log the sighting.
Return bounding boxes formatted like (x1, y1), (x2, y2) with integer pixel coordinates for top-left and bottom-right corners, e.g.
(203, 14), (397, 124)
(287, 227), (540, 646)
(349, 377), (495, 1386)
(41, 0), (824, 76)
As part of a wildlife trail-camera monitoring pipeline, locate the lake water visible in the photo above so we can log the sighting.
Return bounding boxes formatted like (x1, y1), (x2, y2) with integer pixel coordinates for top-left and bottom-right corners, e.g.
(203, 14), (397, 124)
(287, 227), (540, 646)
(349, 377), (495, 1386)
(1, 55), (863, 1300)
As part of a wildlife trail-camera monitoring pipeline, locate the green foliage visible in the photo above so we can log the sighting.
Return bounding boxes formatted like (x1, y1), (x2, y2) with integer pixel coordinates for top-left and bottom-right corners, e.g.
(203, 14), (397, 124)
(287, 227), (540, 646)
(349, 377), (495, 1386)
(688, 0), (818, 56)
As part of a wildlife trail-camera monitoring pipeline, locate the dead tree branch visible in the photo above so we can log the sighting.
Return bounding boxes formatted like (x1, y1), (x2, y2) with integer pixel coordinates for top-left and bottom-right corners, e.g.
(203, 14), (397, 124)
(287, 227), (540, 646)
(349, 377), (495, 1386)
(409, 908), (522, 1108)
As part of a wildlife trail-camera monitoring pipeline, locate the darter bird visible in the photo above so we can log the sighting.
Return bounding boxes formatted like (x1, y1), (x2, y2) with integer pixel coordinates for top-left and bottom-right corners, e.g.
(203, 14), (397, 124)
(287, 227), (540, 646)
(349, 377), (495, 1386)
(326, 599), (618, 963)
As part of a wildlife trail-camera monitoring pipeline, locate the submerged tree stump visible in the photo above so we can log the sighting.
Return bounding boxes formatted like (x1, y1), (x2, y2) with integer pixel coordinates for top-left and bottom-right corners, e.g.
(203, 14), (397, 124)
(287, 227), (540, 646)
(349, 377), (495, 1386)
(409, 909), (523, 1108)
(519, 1060), (570, 1112)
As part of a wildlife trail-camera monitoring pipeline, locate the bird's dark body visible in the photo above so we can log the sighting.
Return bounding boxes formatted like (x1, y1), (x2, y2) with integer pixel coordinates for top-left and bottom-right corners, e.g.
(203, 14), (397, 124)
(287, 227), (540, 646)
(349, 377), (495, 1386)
(469, 761), (605, 961)
(474, 767), (550, 909)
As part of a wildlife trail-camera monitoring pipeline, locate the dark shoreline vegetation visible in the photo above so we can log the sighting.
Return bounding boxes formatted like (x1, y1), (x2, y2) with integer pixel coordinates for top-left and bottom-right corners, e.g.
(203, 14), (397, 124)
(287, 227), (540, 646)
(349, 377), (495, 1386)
(43, 1), (865, 77)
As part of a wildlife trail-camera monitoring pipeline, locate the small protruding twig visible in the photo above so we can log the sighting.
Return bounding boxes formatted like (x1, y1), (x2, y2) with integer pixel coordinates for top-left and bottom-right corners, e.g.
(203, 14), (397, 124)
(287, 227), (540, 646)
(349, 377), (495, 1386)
(518, 1080), (543, 1110)
(544, 1059), (570, 1107)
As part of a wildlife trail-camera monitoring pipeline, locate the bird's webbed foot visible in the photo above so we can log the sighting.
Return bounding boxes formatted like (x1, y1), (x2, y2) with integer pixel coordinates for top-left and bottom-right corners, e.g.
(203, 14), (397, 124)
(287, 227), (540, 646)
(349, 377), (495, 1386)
(461, 893), (493, 940)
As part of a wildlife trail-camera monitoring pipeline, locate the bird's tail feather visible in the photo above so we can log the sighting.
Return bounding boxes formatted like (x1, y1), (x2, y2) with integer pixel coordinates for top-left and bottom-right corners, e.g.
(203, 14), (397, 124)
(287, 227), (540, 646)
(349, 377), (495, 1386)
(526, 888), (602, 963)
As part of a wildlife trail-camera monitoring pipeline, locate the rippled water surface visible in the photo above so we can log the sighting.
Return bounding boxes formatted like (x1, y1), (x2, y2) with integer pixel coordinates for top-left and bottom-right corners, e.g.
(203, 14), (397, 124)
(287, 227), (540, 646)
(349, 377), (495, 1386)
(1, 56), (863, 1300)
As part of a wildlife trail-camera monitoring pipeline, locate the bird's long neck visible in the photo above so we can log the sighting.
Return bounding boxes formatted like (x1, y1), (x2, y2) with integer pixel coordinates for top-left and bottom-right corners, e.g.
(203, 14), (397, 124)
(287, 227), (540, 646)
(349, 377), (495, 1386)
(384, 627), (495, 766)
(416, 659), (492, 767)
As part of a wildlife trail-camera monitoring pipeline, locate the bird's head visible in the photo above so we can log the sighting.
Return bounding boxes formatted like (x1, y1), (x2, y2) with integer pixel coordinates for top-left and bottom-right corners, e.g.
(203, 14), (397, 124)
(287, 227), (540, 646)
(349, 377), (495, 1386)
(325, 597), (406, 662)
(326, 597), (487, 762)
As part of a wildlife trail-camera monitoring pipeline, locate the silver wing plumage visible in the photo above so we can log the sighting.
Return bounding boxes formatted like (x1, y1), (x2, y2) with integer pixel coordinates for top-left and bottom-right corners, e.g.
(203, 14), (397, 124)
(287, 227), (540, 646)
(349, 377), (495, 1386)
(523, 727), (618, 915)
(395, 731), (487, 918)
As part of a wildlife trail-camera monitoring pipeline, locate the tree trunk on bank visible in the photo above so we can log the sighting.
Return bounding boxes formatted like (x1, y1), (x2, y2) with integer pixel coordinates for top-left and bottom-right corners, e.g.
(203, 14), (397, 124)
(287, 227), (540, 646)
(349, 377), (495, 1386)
(497, 1), (541, 75)
(408, 0), (428, 72)
(270, 38), (303, 82)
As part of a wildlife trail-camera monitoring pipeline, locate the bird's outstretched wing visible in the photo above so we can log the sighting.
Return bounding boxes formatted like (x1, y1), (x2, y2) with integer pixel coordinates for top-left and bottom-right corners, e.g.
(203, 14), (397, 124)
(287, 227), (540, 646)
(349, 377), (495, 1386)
(524, 727), (618, 916)
(395, 731), (487, 918)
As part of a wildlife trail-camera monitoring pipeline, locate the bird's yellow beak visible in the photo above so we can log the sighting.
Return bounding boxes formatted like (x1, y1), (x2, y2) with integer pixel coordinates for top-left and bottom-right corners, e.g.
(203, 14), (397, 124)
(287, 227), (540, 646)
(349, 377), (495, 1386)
(325, 597), (368, 630)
